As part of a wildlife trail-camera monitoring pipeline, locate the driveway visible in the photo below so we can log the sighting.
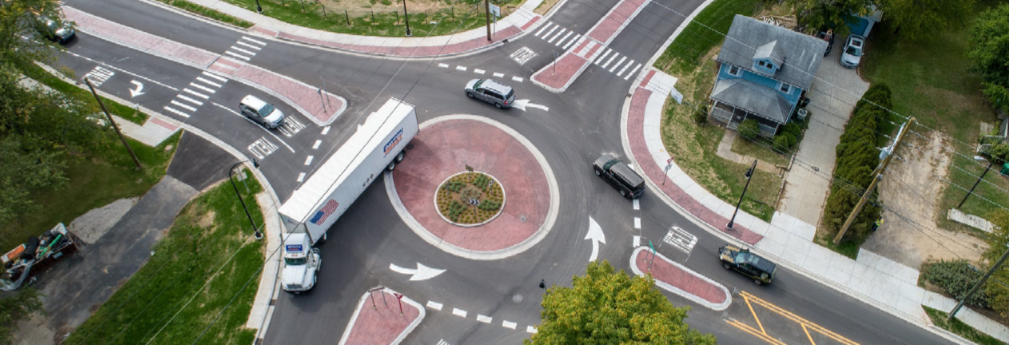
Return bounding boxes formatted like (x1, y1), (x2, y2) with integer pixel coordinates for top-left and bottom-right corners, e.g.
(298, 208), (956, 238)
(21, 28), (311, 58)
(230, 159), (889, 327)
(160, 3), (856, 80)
(778, 40), (870, 226)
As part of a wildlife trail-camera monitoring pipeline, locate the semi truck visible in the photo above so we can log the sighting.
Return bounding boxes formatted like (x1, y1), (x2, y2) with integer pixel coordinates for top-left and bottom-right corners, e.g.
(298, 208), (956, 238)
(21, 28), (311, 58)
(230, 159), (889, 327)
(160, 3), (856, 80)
(278, 98), (418, 293)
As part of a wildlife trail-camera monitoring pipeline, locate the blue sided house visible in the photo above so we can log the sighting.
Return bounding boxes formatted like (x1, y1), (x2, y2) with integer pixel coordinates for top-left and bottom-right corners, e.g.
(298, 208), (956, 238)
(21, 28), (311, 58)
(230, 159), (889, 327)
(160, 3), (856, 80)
(710, 15), (827, 137)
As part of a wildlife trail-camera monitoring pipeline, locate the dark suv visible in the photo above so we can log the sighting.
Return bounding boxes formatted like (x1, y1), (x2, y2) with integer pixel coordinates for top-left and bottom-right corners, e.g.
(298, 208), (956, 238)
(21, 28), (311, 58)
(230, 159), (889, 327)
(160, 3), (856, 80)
(593, 154), (645, 198)
(718, 244), (777, 285)
(465, 79), (516, 109)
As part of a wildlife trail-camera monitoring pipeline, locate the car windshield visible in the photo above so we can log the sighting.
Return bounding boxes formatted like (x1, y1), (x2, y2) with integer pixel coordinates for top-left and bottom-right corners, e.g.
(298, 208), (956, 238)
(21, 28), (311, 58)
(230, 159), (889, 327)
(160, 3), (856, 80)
(259, 103), (275, 116)
(285, 257), (307, 266)
(845, 45), (862, 57)
(474, 79), (484, 89)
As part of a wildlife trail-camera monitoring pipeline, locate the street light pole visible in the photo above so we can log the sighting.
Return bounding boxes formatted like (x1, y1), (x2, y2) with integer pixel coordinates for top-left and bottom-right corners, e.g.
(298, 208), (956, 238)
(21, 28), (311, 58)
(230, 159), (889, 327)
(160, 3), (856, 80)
(402, 0), (411, 36)
(959, 158), (994, 209)
(255, 0), (262, 13)
(229, 162), (263, 240)
(727, 159), (757, 230)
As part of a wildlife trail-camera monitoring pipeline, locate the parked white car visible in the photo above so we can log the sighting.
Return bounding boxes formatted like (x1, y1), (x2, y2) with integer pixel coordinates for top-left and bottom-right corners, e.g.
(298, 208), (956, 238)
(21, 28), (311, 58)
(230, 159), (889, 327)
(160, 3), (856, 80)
(840, 35), (865, 68)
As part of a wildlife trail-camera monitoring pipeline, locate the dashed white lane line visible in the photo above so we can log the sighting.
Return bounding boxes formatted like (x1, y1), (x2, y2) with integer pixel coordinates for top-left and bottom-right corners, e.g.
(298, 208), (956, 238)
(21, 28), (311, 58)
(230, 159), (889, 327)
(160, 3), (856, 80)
(195, 76), (222, 88)
(562, 34), (582, 50)
(438, 63), (449, 68)
(201, 71), (228, 82)
(188, 82), (217, 94)
(634, 217), (641, 229)
(455, 66), (467, 71)
(527, 326), (538, 334)
(633, 235), (641, 247)
(183, 88), (209, 99)
(625, 63), (643, 81)
(296, 172), (306, 182)
(609, 56), (628, 72)
(163, 106), (191, 118)
(304, 155), (314, 166)
(321, 126), (331, 135)
(241, 35), (267, 46)
(554, 31), (574, 46)
(493, 72), (505, 78)
(452, 308), (468, 318)
(224, 51), (251, 61)
(170, 100), (197, 112)
(312, 140), (321, 149)
(476, 314), (492, 323)
(502, 321), (517, 329)
(512, 76), (524, 82)
(633, 199), (640, 210)
(547, 28), (568, 44)
(474, 68), (486, 74)
(595, 49), (613, 64)
(534, 22), (553, 36)
(426, 301), (443, 311)
(235, 40), (262, 50)
(176, 94), (204, 106)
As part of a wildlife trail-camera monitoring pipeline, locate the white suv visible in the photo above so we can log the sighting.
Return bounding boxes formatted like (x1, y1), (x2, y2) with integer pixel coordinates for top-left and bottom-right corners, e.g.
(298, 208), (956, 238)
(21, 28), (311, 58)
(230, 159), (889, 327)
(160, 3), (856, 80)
(840, 35), (865, 68)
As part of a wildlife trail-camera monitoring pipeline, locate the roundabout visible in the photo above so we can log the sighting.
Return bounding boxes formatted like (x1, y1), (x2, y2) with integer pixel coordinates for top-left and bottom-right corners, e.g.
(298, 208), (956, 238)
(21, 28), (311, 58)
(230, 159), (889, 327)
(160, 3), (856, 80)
(385, 115), (559, 260)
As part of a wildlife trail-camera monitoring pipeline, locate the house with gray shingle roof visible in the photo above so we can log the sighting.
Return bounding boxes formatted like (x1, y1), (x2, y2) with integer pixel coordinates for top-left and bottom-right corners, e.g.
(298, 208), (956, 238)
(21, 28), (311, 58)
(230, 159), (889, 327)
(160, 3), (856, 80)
(709, 15), (828, 137)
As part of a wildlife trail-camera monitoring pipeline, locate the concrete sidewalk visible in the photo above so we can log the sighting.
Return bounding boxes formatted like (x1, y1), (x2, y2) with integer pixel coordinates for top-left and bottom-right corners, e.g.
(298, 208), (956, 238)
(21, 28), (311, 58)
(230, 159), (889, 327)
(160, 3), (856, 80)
(180, 0), (546, 57)
(622, 68), (1009, 343)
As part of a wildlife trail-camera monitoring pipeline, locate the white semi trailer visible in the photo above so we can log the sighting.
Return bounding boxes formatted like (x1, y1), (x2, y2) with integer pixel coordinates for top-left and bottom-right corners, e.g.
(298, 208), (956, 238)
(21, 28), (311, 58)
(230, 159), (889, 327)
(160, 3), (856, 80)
(278, 98), (418, 293)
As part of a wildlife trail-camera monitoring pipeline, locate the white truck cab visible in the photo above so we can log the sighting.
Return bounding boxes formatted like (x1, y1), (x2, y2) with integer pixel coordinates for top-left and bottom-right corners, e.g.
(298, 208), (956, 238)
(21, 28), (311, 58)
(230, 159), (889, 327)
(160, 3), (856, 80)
(281, 233), (320, 293)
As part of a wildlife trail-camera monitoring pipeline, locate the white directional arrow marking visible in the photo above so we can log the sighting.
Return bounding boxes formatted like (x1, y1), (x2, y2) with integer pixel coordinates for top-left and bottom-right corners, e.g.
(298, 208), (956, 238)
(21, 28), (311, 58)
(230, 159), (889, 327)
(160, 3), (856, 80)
(585, 217), (607, 262)
(129, 80), (146, 98)
(512, 99), (549, 112)
(389, 262), (446, 281)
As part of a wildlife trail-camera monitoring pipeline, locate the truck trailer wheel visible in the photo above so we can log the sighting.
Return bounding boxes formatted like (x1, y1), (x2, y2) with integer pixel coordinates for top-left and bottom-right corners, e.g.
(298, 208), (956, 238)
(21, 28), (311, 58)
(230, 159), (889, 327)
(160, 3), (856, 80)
(395, 151), (405, 163)
(386, 161), (396, 171)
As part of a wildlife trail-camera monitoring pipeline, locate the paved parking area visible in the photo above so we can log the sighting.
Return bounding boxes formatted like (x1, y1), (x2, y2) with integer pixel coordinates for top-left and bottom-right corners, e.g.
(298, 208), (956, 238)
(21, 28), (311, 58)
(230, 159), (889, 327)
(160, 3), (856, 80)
(778, 42), (870, 226)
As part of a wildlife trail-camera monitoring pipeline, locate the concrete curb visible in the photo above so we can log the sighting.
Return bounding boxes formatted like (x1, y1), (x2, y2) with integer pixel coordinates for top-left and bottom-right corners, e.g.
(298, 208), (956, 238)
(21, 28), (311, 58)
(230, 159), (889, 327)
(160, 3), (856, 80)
(337, 287), (426, 345)
(629, 247), (732, 311)
(384, 114), (560, 260)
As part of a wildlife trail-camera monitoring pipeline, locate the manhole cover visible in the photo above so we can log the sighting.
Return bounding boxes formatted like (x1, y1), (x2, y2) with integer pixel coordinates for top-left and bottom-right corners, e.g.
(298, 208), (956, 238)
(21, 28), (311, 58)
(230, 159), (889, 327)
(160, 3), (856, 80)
(512, 294), (524, 304)
(520, 215), (526, 222)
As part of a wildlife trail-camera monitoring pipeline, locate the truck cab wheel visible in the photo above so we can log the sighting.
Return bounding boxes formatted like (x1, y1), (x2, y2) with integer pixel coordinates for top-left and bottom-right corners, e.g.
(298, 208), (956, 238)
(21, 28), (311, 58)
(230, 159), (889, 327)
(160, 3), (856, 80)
(320, 233), (328, 243)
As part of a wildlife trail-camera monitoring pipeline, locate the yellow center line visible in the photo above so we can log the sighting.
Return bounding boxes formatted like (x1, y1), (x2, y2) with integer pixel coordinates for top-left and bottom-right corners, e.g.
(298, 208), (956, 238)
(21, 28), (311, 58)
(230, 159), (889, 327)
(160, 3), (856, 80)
(726, 319), (787, 345)
(802, 323), (816, 345)
(740, 291), (860, 345)
(742, 293), (767, 335)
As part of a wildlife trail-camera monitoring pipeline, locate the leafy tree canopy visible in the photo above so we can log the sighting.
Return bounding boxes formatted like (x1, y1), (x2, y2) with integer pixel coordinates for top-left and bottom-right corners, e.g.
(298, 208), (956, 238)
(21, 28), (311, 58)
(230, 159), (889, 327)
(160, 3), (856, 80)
(879, 0), (974, 40)
(526, 261), (716, 345)
(790, 0), (877, 36)
(968, 4), (1009, 112)
(0, 289), (43, 345)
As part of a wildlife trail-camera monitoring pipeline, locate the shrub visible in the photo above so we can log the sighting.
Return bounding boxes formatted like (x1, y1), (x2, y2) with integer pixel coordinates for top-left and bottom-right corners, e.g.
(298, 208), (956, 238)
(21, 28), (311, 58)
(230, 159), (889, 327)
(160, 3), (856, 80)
(783, 122), (802, 138)
(479, 199), (501, 211)
(990, 143), (1009, 163)
(738, 119), (760, 140)
(922, 260), (990, 308)
(773, 133), (796, 153)
(692, 107), (708, 125)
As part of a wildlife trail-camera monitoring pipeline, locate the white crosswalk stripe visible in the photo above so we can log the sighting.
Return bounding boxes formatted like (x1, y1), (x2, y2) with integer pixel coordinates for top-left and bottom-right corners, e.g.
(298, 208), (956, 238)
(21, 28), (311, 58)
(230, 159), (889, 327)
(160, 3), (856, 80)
(240, 36), (267, 46)
(225, 51), (251, 60)
(170, 100), (197, 112)
(616, 59), (635, 77)
(176, 94), (204, 106)
(183, 88), (209, 99)
(608, 56), (627, 72)
(554, 31), (574, 47)
(562, 34), (581, 50)
(230, 46), (257, 56)
(235, 41), (262, 50)
(540, 25), (559, 39)
(201, 71), (228, 82)
(188, 82), (217, 94)
(601, 53), (619, 68)
(547, 28), (567, 44)
(195, 76), (222, 88)
(163, 106), (191, 118)
(534, 22), (553, 37)
(595, 49), (613, 64)
(624, 63), (643, 80)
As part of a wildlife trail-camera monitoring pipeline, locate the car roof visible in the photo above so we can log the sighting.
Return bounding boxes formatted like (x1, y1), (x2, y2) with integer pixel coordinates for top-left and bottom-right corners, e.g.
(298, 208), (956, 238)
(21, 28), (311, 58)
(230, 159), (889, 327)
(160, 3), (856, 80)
(609, 162), (644, 186)
(478, 79), (513, 94)
(241, 95), (267, 109)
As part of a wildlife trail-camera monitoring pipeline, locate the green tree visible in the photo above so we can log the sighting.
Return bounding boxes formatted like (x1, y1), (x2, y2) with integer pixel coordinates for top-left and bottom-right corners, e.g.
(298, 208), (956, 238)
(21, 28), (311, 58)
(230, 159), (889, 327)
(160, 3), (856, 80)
(0, 289), (43, 345)
(790, 0), (877, 36)
(526, 261), (716, 345)
(968, 4), (1009, 113)
(879, 0), (974, 40)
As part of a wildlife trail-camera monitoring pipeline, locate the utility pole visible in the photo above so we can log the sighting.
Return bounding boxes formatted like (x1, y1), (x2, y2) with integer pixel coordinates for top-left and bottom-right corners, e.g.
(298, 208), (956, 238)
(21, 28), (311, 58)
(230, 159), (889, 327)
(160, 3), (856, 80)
(727, 159), (758, 230)
(834, 117), (915, 244)
(230, 162), (263, 240)
(959, 158), (994, 209)
(484, 0), (491, 41)
(85, 77), (142, 170)
(402, 0), (411, 36)
(948, 244), (1009, 321)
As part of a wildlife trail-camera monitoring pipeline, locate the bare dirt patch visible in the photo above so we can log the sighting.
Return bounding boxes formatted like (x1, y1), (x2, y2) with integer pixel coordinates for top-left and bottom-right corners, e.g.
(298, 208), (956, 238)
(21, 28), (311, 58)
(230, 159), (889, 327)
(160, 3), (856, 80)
(864, 131), (987, 269)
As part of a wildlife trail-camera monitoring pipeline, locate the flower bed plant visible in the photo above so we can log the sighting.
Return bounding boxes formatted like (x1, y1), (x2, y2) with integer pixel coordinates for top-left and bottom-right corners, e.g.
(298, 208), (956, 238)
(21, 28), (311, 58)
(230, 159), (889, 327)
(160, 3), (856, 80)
(436, 172), (505, 225)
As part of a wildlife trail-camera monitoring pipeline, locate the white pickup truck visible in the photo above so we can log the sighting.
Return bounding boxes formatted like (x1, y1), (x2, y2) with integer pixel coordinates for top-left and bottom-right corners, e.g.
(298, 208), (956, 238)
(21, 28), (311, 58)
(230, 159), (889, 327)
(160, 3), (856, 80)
(277, 98), (418, 293)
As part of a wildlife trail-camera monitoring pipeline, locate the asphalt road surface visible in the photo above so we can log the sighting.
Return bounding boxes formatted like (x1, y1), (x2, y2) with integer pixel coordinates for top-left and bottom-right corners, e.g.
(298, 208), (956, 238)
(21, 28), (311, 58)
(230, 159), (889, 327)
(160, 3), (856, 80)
(52, 0), (957, 344)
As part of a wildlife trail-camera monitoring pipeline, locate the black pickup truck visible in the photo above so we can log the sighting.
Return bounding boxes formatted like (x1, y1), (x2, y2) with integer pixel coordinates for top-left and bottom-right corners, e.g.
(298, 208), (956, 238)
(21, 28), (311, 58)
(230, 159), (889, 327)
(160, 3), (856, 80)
(718, 244), (777, 285)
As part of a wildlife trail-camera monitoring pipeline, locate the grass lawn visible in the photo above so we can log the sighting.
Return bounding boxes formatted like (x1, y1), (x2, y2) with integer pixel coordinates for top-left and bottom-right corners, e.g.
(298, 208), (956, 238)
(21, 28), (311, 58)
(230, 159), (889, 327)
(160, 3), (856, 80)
(64, 171), (266, 345)
(731, 136), (791, 167)
(924, 306), (1005, 345)
(223, 0), (520, 37)
(157, 0), (254, 28)
(654, 0), (777, 221)
(860, 0), (1009, 233)
(21, 63), (148, 125)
